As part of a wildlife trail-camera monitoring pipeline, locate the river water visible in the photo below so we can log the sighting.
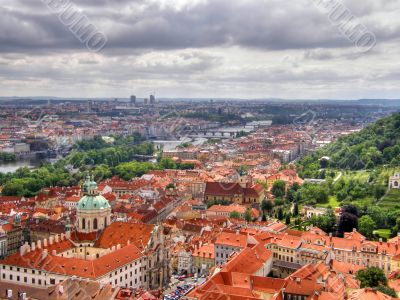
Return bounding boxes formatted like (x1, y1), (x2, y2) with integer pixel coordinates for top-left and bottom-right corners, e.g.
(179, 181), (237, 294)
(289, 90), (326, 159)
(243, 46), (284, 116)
(0, 158), (43, 173)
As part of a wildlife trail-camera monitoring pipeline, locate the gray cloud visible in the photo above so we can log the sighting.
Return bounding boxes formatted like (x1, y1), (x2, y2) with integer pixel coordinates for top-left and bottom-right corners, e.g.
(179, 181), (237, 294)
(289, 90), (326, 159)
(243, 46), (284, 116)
(0, 0), (399, 99)
(1, 0), (399, 54)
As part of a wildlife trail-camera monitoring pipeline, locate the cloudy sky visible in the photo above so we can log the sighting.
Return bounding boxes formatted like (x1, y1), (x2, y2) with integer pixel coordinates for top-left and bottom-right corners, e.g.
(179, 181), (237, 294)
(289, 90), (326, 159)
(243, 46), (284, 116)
(0, 0), (400, 99)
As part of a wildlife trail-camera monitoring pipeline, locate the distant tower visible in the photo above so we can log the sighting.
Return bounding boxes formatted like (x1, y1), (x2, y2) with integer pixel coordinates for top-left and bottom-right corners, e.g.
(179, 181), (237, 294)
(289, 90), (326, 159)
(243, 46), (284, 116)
(130, 95), (136, 106)
(88, 100), (93, 113)
(150, 94), (156, 105)
(144, 98), (149, 105)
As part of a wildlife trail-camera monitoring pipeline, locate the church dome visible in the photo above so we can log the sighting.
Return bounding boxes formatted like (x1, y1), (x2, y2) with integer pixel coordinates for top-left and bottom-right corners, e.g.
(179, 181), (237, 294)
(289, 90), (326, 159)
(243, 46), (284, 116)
(78, 175), (111, 210)
(77, 194), (111, 210)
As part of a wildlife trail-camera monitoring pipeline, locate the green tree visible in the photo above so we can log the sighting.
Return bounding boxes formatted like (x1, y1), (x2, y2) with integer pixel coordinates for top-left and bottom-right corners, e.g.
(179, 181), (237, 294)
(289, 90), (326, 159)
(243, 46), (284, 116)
(293, 202), (299, 216)
(261, 200), (274, 216)
(2, 180), (25, 196)
(358, 215), (376, 239)
(356, 267), (388, 288)
(272, 180), (286, 198)
(285, 213), (291, 225)
(311, 209), (336, 233)
(244, 209), (252, 222)
(229, 211), (241, 219)
(277, 208), (284, 220)
(166, 183), (175, 190)
(158, 157), (177, 169)
(374, 285), (397, 297)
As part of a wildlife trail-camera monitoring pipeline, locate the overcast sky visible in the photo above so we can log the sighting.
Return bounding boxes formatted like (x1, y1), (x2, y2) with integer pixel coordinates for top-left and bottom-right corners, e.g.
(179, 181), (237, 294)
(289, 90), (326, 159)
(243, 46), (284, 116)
(0, 0), (399, 99)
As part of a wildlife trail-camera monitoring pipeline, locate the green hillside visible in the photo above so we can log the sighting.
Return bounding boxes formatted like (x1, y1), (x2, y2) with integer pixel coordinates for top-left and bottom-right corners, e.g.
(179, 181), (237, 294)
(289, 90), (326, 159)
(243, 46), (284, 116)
(298, 112), (400, 178)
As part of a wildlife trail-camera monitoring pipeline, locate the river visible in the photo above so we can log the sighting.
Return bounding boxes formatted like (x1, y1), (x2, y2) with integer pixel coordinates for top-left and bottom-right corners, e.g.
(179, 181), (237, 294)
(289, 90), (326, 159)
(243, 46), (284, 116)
(0, 158), (45, 173)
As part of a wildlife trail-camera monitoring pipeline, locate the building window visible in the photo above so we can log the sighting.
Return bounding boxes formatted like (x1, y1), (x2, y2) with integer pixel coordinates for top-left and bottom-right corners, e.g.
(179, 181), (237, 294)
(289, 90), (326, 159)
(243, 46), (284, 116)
(93, 218), (98, 230)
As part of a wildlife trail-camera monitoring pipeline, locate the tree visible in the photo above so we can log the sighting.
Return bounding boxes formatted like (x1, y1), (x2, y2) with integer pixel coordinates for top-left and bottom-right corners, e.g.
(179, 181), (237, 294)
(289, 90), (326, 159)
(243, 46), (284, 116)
(374, 285), (397, 297)
(244, 209), (252, 222)
(261, 200), (273, 215)
(285, 213), (291, 225)
(272, 180), (286, 198)
(293, 202), (299, 216)
(356, 267), (387, 288)
(312, 209), (336, 233)
(277, 208), (284, 220)
(261, 214), (267, 221)
(298, 183), (329, 204)
(166, 183), (175, 190)
(373, 185), (386, 201)
(2, 180), (26, 196)
(229, 211), (241, 219)
(338, 212), (358, 234)
(159, 158), (177, 170)
(358, 215), (376, 239)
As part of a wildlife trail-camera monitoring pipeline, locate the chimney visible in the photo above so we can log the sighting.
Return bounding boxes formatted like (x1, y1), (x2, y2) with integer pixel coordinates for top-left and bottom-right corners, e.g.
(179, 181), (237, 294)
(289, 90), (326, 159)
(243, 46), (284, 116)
(20, 245), (26, 256)
(42, 249), (48, 260)
(65, 231), (71, 239)
(61, 233), (65, 241)
(49, 236), (54, 245)
(37, 240), (42, 249)
(117, 244), (121, 250)
(31, 242), (36, 252)
(353, 228), (356, 232)
(55, 234), (59, 243)
(43, 238), (48, 247)
(52, 250), (56, 255)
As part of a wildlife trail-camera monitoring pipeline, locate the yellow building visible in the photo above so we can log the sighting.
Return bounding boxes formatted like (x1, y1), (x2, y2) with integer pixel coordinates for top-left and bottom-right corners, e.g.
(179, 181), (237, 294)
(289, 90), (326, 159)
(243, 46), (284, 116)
(192, 244), (215, 276)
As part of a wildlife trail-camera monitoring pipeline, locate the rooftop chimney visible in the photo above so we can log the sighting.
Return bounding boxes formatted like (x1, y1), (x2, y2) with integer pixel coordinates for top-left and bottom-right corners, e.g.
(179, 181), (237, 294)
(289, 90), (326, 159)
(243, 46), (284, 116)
(43, 238), (48, 247)
(37, 240), (42, 249)
(55, 234), (59, 243)
(49, 236), (54, 245)
(31, 242), (36, 252)
(42, 249), (48, 260)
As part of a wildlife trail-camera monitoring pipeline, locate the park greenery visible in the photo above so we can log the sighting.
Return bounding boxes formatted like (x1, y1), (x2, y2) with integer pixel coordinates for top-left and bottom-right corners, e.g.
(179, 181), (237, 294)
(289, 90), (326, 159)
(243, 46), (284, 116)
(0, 134), (195, 197)
(285, 112), (400, 239)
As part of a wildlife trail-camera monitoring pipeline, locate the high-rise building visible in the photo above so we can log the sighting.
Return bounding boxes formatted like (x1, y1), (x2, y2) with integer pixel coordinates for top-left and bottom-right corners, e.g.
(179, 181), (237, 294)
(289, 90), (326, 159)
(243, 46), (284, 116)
(144, 98), (149, 105)
(150, 94), (156, 105)
(130, 95), (136, 106)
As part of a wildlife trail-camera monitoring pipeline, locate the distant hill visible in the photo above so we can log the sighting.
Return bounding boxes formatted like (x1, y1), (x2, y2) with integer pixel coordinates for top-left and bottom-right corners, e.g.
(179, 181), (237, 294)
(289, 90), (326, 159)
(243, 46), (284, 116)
(298, 112), (400, 178)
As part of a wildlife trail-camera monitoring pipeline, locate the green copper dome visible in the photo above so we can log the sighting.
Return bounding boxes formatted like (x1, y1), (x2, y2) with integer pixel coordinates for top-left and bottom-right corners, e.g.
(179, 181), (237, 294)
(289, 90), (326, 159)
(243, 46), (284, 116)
(78, 175), (111, 210)
(77, 194), (111, 210)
